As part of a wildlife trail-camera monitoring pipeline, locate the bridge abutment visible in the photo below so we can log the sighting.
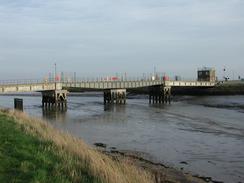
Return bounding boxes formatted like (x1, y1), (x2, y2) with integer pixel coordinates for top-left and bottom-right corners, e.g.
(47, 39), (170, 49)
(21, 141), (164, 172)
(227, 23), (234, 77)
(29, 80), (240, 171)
(41, 90), (68, 109)
(104, 89), (126, 105)
(149, 86), (171, 104)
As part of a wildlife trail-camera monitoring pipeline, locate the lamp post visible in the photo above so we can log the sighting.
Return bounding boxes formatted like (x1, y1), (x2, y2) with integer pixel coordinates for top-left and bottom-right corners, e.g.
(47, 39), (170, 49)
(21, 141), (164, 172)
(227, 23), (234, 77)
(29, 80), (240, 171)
(223, 66), (226, 81)
(55, 63), (57, 90)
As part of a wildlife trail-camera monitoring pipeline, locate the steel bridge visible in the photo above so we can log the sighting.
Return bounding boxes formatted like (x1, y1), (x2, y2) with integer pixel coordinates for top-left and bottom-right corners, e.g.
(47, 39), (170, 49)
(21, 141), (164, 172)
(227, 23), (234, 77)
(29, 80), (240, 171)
(0, 79), (215, 93)
(0, 79), (215, 106)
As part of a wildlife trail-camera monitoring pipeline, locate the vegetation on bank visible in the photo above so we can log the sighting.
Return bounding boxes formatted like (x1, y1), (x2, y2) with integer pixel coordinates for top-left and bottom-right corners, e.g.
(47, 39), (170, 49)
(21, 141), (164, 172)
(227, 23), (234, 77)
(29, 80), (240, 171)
(0, 109), (153, 183)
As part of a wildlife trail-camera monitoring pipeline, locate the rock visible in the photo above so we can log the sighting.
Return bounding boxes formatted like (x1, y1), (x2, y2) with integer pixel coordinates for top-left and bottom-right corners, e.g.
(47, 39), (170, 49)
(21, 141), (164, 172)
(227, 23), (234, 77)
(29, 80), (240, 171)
(110, 150), (119, 154)
(180, 161), (188, 165)
(94, 142), (107, 148)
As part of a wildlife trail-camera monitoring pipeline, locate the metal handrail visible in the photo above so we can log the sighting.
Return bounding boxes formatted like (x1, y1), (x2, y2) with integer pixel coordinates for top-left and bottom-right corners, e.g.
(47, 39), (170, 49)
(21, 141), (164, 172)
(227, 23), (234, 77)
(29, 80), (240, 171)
(0, 77), (213, 86)
(0, 79), (55, 86)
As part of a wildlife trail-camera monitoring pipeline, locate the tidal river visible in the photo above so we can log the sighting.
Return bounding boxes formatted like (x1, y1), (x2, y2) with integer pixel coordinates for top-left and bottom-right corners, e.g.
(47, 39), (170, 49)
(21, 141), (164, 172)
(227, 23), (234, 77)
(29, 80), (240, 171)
(0, 94), (244, 183)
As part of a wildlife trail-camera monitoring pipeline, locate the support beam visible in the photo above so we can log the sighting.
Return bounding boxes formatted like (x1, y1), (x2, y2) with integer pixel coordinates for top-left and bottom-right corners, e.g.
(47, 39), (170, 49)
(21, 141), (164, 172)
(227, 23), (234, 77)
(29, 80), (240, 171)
(104, 89), (126, 105)
(41, 90), (68, 109)
(163, 86), (171, 104)
(149, 85), (171, 104)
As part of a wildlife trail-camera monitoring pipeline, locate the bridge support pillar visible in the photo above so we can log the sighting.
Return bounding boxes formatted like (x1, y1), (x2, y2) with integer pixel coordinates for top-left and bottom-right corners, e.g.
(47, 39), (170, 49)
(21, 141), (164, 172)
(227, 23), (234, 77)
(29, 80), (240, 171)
(149, 86), (171, 104)
(41, 90), (68, 109)
(104, 89), (126, 105)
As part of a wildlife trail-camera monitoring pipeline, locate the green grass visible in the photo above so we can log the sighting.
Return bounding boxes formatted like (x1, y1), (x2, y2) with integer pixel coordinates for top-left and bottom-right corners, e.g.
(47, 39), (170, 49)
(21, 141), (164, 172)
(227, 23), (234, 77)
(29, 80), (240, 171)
(0, 113), (98, 183)
(0, 110), (153, 183)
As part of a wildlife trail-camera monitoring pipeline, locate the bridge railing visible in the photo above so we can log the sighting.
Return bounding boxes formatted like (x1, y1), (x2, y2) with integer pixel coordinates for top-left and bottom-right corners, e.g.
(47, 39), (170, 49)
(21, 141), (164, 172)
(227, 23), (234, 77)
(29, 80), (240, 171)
(61, 77), (201, 83)
(0, 77), (213, 86)
(0, 77), (166, 86)
(0, 79), (56, 86)
(62, 78), (165, 83)
(61, 76), (174, 82)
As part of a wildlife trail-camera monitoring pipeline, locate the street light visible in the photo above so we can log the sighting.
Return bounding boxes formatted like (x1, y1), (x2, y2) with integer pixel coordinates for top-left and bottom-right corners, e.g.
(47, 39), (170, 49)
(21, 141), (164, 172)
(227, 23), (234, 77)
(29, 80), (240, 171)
(223, 66), (226, 81)
(54, 63), (57, 90)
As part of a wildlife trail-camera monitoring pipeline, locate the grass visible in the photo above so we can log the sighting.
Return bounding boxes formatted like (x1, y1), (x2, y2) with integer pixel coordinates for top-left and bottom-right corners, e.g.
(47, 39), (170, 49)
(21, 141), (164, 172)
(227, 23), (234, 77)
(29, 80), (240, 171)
(0, 109), (154, 183)
(0, 111), (98, 183)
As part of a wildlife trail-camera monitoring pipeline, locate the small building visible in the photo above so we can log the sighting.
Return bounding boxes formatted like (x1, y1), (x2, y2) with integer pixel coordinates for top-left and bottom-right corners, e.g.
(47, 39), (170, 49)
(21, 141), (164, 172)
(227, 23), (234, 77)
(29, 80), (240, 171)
(175, 75), (181, 81)
(198, 67), (216, 82)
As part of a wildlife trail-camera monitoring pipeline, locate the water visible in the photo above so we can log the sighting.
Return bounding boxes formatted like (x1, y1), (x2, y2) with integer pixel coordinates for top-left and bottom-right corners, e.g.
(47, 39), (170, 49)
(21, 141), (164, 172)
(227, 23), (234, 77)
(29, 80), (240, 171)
(0, 94), (244, 183)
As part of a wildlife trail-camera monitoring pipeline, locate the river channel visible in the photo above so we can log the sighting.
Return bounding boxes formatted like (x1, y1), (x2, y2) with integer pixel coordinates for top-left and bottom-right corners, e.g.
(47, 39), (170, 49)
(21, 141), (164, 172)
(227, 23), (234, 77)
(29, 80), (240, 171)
(0, 94), (244, 183)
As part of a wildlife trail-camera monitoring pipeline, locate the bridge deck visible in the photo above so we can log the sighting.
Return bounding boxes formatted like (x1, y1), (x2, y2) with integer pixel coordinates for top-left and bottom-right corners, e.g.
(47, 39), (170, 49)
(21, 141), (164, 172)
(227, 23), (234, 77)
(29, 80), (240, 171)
(0, 80), (215, 93)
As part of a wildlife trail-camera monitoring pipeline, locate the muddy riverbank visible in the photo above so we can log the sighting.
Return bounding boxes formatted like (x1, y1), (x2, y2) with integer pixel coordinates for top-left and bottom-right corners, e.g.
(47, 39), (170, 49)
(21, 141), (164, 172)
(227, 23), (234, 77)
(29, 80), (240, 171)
(94, 143), (222, 183)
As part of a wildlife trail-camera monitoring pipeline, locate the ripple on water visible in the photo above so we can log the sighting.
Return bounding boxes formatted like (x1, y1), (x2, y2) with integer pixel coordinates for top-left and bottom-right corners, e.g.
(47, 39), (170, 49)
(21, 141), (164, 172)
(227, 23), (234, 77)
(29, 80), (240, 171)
(0, 95), (244, 182)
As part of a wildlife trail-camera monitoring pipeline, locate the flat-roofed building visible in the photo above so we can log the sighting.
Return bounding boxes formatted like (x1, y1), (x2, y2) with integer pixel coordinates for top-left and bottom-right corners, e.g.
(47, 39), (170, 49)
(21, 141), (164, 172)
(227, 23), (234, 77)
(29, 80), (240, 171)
(198, 67), (216, 82)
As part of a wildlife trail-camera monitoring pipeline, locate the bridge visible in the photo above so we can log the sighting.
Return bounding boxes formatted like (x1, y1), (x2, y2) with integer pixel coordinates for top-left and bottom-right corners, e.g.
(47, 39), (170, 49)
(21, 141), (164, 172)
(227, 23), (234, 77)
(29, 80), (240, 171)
(0, 78), (215, 108)
(0, 79), (214, 92)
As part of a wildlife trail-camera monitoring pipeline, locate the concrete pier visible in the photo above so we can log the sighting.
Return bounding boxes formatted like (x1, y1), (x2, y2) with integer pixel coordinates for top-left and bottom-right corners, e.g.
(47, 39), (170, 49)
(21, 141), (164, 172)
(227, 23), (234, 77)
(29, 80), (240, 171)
(149, 86), (171, 104)
(41, 90), (68, 109)
(104, 89), (126, 104)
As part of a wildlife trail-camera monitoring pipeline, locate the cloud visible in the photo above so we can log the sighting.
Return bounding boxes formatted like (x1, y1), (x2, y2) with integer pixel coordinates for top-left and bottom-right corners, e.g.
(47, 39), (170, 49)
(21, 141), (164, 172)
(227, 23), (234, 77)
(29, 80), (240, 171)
(0, 0), (243, 79)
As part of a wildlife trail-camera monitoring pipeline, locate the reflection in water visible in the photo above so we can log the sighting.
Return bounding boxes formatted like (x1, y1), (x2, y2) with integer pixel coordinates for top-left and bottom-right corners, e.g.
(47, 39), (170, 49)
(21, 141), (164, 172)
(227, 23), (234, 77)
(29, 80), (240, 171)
(42, 108), (67, 122)
(149, 103), (169, 109)
(104, 104), (126, 112)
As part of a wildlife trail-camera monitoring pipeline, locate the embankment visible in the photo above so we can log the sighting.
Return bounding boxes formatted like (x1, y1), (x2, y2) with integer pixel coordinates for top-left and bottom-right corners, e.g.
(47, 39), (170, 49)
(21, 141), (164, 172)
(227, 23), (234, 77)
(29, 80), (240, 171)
(128, 81), (244, 96)
(0, 109), (153, 183)
(172, 81), (244, 95)
(0, 109), (208, 183)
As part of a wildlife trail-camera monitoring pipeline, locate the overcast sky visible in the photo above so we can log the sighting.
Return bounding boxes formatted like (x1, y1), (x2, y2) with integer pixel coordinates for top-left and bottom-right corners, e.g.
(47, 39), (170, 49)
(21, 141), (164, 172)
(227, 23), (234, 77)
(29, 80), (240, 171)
(0, 0), (243, 80)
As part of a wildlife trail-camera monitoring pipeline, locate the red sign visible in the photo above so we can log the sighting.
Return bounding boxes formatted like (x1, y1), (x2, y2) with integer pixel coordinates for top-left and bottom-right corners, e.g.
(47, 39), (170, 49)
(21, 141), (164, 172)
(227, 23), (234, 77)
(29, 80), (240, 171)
(55, 75), (60, 81)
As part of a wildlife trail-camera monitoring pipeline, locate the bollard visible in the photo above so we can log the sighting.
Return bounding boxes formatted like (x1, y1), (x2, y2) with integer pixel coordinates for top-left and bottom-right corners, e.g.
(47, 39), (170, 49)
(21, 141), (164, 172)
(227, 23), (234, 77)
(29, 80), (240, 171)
(14, 98), (23, 111)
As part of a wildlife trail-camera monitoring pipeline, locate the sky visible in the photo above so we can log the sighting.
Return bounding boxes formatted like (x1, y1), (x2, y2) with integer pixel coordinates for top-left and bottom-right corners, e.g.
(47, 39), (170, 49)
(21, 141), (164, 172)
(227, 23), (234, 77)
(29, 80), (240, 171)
(0, 0), (243, 80)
